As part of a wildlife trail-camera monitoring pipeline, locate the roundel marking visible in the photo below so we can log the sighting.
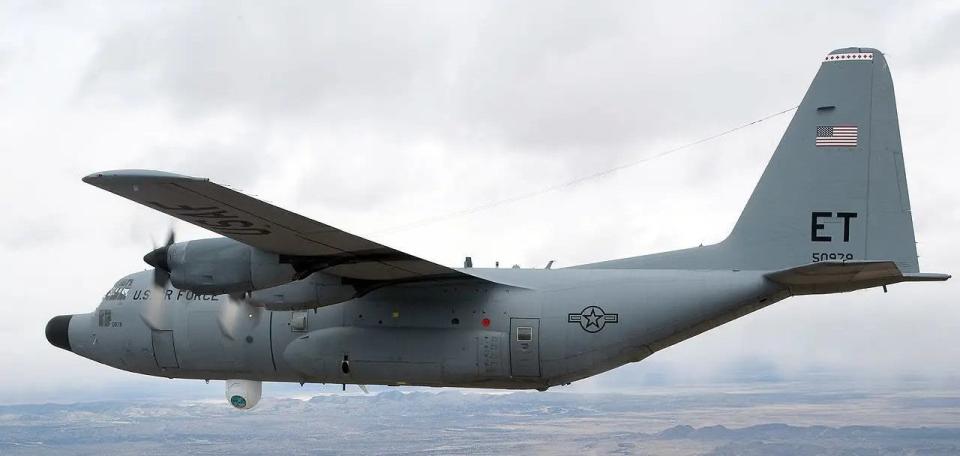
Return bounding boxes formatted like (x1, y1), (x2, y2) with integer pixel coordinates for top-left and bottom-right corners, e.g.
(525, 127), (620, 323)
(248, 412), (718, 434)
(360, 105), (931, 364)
(567, 306), (619, 333)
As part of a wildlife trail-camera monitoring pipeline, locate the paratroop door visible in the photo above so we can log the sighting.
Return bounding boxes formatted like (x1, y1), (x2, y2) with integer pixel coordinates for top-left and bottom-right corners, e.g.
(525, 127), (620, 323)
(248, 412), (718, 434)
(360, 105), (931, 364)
(152, 330), (179, 369)
(509, 318), (540, 377)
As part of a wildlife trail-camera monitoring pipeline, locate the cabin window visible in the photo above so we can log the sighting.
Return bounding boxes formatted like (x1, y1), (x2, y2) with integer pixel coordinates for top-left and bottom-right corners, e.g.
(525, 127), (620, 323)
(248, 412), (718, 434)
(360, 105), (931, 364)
(516, 326), (533, 341)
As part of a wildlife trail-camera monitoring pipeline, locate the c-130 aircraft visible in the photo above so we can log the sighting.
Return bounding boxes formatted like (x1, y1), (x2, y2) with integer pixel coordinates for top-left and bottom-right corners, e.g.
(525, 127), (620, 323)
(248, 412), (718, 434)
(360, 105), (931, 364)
(47, 47), (949, 409)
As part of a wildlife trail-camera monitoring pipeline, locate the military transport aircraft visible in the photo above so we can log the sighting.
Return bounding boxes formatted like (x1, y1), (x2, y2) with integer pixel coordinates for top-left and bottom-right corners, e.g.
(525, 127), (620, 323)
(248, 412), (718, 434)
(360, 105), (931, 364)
(47, 47), (949, 409)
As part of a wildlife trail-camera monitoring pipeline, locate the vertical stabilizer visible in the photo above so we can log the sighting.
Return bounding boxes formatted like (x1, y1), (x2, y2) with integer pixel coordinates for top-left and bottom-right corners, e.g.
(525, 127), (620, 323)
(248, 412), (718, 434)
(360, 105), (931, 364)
(580, 47), (920, 272)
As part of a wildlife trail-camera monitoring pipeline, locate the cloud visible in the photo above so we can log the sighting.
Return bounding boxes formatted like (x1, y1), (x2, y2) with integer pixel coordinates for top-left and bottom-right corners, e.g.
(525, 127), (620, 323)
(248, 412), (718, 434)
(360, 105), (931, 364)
(80, 3), (453, 128)
(0, 220), (63, 251)
(1, 0), (958, 404)
(147, 135), (272, 188)
(79, 0), (914, 158)
(902, 8), (960, 70)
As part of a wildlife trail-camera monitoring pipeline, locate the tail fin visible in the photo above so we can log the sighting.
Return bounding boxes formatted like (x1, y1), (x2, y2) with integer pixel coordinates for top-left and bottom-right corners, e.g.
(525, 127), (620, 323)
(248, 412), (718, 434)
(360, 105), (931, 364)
(724, 47), (918, 272)
(581, 47), (921, 272)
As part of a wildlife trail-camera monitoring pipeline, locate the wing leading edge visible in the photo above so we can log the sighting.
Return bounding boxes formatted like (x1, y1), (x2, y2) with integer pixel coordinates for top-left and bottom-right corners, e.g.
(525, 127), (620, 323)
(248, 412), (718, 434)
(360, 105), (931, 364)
(83, 169), (486, 283)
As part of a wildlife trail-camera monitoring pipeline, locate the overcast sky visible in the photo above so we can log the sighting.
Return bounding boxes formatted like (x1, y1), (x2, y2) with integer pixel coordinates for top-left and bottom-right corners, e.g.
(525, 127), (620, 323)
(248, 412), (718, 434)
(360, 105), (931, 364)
(1, 1), (958, 404)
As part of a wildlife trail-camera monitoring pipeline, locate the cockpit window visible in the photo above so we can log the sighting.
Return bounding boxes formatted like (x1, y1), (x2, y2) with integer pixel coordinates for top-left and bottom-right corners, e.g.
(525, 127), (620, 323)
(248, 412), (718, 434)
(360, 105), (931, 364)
(104, 279), (133, 301)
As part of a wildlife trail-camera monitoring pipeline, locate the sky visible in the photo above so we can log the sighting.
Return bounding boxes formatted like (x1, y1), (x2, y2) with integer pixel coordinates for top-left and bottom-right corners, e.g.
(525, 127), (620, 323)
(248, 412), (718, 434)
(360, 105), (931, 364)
(0, 1), (958, 404)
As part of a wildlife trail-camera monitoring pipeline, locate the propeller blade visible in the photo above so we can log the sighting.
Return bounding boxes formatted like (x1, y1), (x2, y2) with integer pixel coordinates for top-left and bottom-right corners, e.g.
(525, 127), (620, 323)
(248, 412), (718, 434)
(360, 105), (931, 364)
(141, 226), (176, 330)
(153, 267), (170, 288)
(141, 268), (171, 330)
(218, 293), (263, 341)
(164, 228), (175, 248)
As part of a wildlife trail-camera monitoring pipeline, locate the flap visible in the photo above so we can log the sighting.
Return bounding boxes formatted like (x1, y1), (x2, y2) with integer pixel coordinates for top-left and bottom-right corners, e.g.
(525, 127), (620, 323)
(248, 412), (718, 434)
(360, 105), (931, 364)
(83, 170), (483, 283)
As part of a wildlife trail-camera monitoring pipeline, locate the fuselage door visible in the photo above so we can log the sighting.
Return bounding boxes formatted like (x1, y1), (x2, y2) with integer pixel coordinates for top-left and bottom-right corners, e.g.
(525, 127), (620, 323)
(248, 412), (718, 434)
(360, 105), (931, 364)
(509, 318), (541, 377)
(151, 329), (180, 369)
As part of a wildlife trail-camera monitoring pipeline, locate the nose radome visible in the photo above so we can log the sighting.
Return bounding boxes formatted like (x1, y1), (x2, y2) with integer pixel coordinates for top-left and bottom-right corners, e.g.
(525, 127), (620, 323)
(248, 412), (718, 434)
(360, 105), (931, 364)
(45, 315), (73, 351)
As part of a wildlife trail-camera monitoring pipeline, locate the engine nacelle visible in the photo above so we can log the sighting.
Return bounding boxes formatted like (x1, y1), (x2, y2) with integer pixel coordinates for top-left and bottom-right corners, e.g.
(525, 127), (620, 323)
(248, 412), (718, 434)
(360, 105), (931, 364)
(166, 238), (296, 295)
(248, 271), (357, 311)
(225, 379), (261, 410)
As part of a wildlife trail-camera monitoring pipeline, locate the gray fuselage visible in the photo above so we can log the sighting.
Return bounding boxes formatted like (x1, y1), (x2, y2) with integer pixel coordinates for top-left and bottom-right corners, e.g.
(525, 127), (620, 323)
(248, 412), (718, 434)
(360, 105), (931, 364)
(64, 268), (785, 390)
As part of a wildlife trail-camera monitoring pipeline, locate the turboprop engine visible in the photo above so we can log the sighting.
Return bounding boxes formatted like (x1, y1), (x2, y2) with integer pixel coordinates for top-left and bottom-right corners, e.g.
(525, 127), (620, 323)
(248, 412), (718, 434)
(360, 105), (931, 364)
(225, 379), (261, 410)
(144, 237), (297, 295)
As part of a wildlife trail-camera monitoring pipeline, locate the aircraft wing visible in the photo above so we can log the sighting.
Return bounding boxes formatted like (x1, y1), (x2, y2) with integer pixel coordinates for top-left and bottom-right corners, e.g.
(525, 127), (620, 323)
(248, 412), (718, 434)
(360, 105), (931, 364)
(83, 170), (480, 283)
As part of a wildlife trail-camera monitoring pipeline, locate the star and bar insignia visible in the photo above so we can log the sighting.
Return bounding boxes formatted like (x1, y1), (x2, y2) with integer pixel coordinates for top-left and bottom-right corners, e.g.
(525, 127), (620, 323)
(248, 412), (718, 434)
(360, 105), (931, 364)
(568, 306), (619, 333)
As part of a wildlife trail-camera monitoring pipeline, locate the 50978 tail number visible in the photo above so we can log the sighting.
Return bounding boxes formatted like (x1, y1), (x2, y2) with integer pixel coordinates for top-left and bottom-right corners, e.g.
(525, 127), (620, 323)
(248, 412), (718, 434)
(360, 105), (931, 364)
(812, 252), (854, 262)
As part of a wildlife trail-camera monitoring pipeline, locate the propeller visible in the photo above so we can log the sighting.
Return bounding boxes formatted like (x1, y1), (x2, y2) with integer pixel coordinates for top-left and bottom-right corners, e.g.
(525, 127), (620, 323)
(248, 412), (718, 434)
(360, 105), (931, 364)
(141, 227), (176, 330)
(140, 225), (265, 339)
(144, 228), (175, 288)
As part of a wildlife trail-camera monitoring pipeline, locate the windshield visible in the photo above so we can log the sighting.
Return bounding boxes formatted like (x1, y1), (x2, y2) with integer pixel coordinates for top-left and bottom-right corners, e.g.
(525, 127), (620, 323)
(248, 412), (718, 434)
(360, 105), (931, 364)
(104, 278), (133, 301)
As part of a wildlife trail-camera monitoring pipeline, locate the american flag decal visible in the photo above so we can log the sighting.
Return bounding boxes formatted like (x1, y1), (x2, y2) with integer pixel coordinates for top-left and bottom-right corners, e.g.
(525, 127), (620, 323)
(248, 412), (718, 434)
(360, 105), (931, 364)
(816, 125), (858, 147)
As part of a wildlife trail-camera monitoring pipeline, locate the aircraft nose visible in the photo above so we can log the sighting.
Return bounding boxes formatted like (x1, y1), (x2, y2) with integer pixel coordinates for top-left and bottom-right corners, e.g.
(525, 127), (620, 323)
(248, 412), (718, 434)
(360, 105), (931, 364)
(45, 315), (73, 351)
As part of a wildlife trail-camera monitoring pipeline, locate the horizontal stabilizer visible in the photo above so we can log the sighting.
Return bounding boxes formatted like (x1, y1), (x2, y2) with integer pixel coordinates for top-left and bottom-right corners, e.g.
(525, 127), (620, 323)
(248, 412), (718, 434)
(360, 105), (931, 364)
(902, 272), (952, 282)
(765, 261), (949, 295)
